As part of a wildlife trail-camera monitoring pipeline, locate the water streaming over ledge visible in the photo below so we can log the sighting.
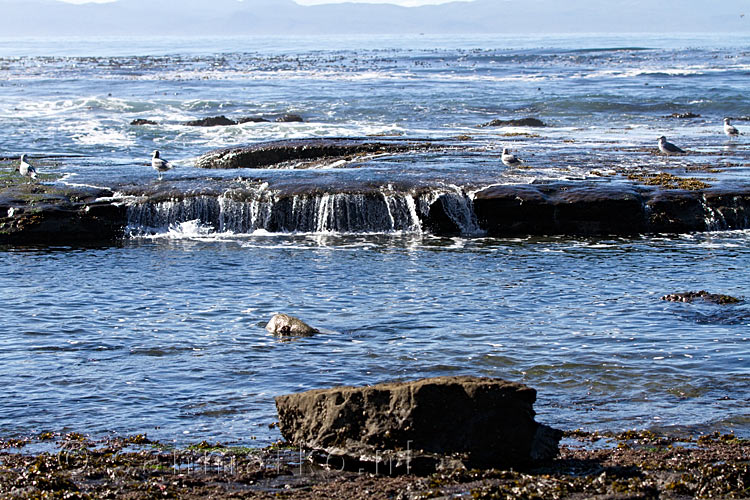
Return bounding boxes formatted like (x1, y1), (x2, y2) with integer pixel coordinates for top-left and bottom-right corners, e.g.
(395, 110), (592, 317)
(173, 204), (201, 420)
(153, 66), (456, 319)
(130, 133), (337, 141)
(125, 187), (482, 236)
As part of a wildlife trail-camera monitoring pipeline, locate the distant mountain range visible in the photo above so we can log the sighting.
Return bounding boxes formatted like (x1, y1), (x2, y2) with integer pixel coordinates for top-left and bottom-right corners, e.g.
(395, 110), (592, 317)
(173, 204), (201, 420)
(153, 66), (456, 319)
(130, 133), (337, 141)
(0, 0), (747, 36)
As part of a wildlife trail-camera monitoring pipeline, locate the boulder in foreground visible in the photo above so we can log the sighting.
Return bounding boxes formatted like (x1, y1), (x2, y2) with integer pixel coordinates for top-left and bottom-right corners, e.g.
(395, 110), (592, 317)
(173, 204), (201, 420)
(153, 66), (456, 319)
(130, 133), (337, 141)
(265, 313), (319, 336)
(275, 376), (561, 473)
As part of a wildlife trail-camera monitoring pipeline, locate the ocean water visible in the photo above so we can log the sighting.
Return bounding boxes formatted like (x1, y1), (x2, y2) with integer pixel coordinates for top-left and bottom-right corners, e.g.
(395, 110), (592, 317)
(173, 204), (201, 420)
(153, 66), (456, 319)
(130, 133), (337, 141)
(1, 34), (749, 445)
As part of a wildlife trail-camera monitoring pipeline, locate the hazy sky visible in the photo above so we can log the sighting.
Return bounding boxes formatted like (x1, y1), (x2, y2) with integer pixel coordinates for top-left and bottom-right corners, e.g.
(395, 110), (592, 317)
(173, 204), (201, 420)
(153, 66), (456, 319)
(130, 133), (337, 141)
(56, 0), (469, 4)
(293, 0), (467, 5)
(18, 0), (747, 35)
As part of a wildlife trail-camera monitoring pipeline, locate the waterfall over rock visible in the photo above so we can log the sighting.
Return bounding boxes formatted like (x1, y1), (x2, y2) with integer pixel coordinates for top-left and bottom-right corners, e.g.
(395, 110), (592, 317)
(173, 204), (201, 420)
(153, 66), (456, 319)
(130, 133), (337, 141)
(125, 186), (481, 236)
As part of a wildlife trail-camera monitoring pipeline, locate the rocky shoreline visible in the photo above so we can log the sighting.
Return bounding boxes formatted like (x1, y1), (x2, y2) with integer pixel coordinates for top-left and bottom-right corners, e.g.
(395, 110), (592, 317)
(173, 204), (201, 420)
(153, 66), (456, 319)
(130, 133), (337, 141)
(2, 376), (747, 498)
(1, 430), (747, 499)
(2, 138), (750, 245)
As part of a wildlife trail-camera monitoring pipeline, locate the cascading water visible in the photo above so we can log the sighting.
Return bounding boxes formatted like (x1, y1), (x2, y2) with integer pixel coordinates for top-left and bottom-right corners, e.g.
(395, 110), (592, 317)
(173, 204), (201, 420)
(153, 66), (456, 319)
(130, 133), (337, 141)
(437, 188), (482, 235)
(700, 194), (750, 232)
(125, 186), (481, 236)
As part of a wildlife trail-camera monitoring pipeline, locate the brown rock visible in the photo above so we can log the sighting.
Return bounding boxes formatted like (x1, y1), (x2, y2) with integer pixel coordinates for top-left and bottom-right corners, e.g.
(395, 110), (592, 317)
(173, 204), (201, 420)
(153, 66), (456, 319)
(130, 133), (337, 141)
(265, 313), (318, 336)
(275, 376), (560, 472)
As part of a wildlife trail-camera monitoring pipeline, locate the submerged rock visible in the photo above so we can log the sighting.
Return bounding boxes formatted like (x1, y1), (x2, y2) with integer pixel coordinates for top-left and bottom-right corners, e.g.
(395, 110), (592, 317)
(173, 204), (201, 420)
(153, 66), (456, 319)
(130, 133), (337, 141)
(275, 113), (304, 123)
(184, 115), (237, 127)
(665, 112), (701, 119)
(265, 313), (319, 336)
(130, 118), (158, 126)
(275, 376), (561, 473)
(237, 116), (270, 123)
(661, 291), (742, 305)
(479, 117), (547, 127)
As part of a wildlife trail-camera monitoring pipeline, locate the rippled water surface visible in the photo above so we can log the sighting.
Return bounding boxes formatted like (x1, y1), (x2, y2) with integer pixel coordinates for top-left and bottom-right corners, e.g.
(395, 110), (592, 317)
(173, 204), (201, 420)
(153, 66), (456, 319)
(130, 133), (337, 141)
(2, 232), (749, 444)
(1, 34), (749, 444)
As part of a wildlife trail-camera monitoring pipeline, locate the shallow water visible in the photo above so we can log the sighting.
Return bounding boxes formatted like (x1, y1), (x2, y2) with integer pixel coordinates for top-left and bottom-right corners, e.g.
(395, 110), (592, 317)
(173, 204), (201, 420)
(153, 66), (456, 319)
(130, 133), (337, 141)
(1, 34), (749, 444)
(2, 231), (749, 444)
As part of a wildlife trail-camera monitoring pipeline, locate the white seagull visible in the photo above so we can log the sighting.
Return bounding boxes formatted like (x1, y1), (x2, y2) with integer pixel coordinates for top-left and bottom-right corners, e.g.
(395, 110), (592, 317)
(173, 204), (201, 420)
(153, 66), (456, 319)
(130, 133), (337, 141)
(501, 147), (523, 167)
(151, 150), (174, 180)
(15, 154), (38, 180)
(724, 118), (740, 138)
(658, 136), (685, 155)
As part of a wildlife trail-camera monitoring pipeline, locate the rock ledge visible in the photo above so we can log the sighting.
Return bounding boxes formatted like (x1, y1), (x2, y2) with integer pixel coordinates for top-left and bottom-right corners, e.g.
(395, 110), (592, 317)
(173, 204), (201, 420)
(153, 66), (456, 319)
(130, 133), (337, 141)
(275, 376), (561, 473)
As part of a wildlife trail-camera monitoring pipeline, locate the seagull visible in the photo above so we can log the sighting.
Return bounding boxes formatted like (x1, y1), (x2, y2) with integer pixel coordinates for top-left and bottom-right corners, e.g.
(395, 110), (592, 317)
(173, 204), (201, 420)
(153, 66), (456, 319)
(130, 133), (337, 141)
(658, 136), (685, 155)
(724, 118), (740, 138)
(15, 154), (38, 180)
(501, 147), (523, 167)
(151, 150), (173, 180)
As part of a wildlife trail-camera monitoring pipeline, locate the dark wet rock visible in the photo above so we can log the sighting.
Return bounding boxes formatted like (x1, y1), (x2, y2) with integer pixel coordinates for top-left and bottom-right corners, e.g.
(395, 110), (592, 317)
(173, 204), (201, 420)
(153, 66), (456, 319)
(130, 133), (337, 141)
(275, 376), (561, 473)
(130, 118), (158, 126)
(8, 178), (750, 245)
(0, 184), (126, 245)
(422, 192), (477, 236)
(474, 185), (646, 235)
(645, 190), (707, 233)
(275, 113), (304, 123)
(665, 112), (701, 119)
(422, 195), (464, 235)
(661, 291), (742, 305)
(265, 313), (319, 336)
(237, 116), (270, 123)
(474, 184), (750, 236)
(479, 117), (547, 127)
(195, 138), (437, 169)
(184, 115), (237, 127)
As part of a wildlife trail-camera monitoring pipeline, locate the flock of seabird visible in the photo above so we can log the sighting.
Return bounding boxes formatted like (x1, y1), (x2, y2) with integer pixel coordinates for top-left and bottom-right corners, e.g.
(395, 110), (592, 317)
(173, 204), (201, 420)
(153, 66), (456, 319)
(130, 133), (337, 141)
(10, 149), (175, 182)
(9, 119), (743, 181)
(502, 118), (742, 167)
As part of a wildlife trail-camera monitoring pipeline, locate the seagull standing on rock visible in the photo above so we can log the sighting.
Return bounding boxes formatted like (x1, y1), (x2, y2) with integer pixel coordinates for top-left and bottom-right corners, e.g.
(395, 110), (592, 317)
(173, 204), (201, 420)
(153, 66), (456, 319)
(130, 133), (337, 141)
(15, 154), (38, 180)
(151, 150), (173, 180)
(724, 118), (740, 138)
(658, 136), (685, 155)
(501, 147), (523, 167)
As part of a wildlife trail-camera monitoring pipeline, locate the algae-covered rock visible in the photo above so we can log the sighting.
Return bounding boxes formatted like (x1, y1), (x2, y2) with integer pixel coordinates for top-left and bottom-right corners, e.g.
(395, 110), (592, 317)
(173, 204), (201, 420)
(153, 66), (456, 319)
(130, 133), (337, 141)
(661, 291), (742, 305)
